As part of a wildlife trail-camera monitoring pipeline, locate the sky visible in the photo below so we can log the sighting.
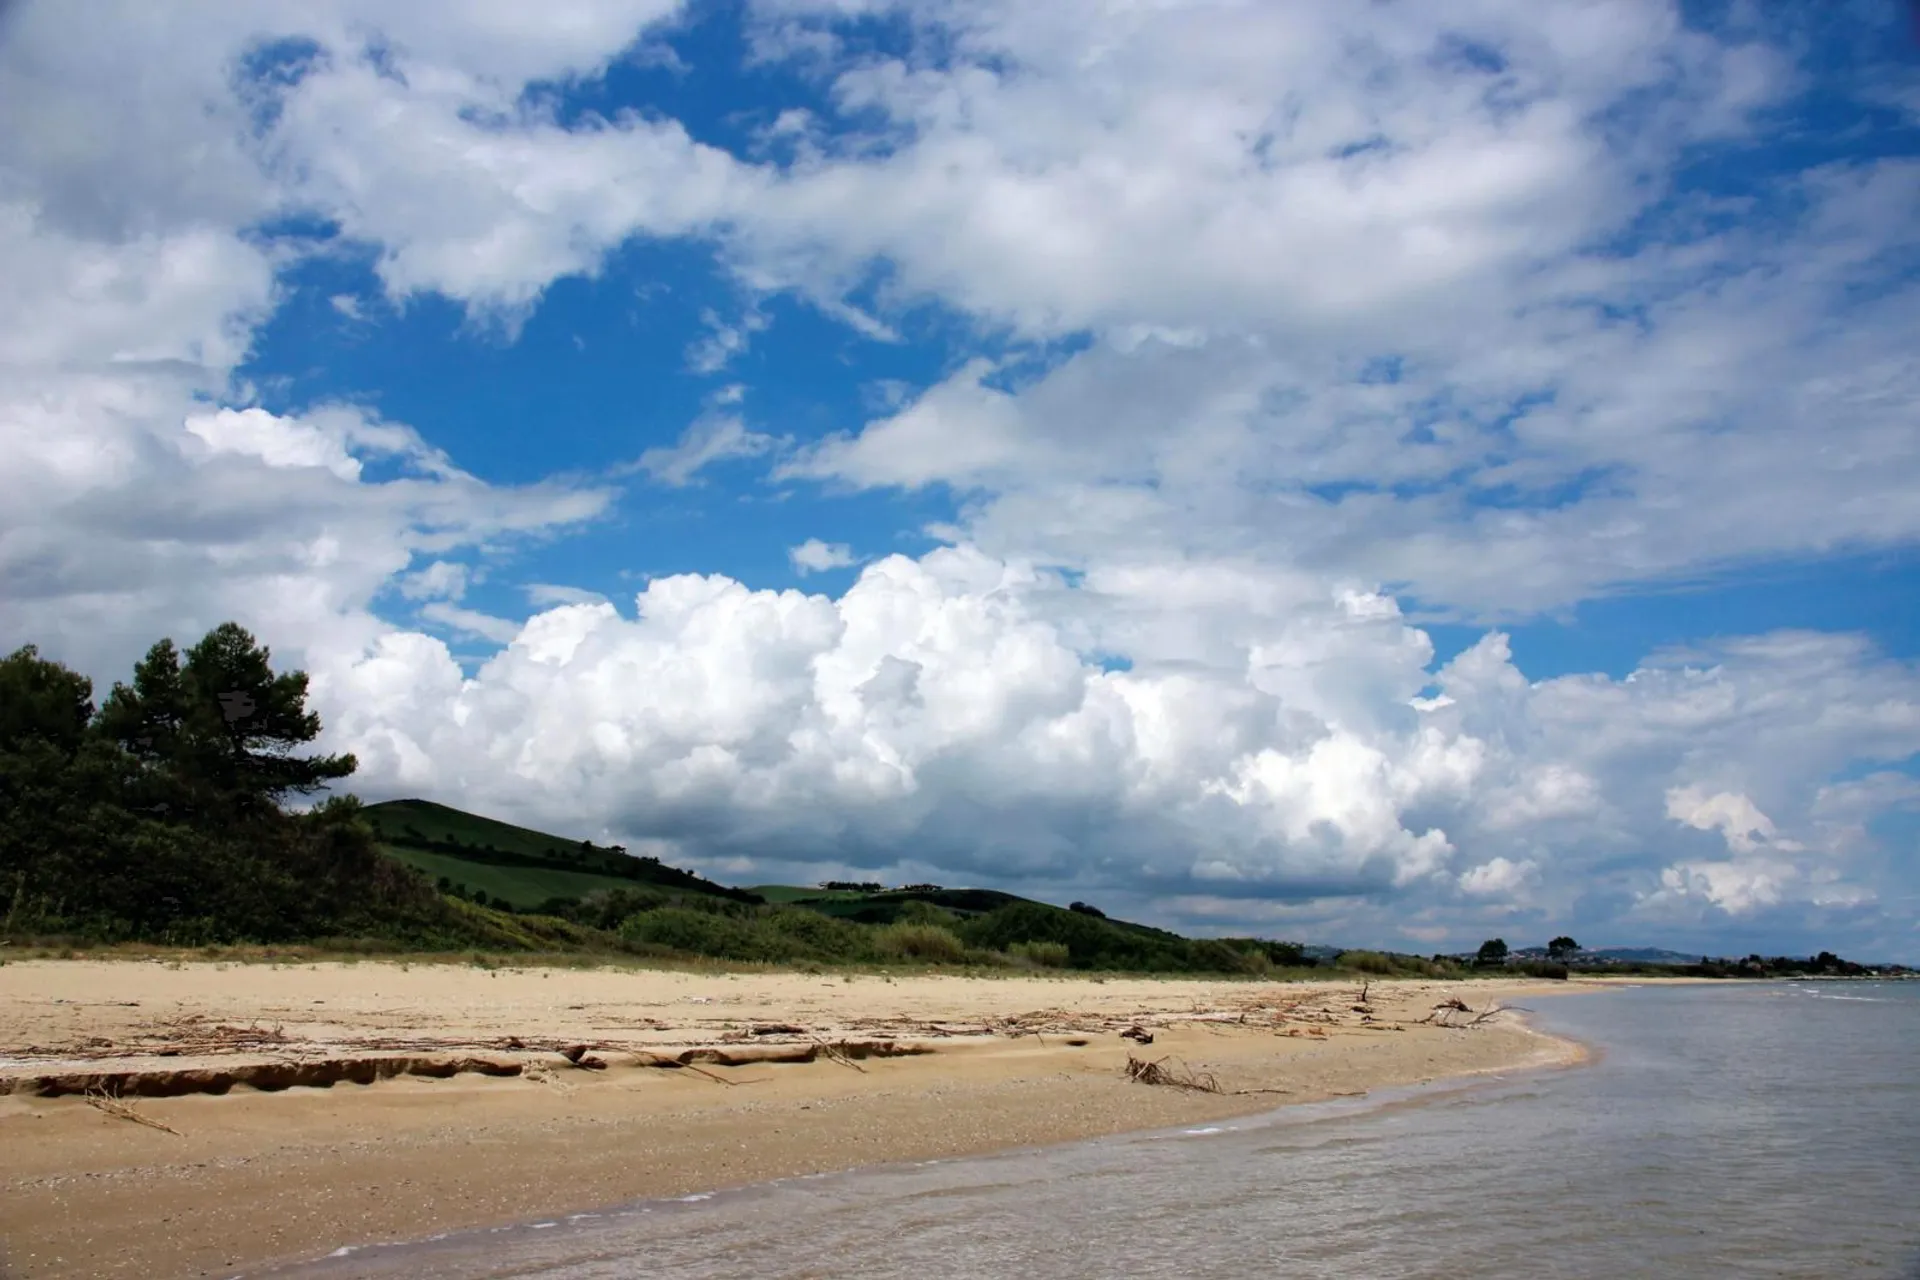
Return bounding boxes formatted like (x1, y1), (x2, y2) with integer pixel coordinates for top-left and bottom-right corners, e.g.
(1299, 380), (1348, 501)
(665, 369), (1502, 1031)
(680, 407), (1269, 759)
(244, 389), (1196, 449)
(3, 0), (1918, 961)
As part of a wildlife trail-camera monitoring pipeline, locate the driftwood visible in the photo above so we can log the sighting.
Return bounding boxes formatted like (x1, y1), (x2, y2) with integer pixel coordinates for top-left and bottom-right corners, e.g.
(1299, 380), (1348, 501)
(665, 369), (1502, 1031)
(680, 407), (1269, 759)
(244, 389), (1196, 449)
(1416, 999), (1529, 1028)
(1120, 1025), (1154, 1045)
(680, 1061), (743, 1087)
(83, 1086), (180, 1135)
(1125, 1055), (1221, 1093)
(1122, 1056), (1294, 1098)
(810, 1036), (869, 1073)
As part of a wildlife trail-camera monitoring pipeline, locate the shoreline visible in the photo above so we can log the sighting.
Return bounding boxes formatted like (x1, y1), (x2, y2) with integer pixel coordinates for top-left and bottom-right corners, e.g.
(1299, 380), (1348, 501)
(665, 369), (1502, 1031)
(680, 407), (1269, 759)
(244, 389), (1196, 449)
(0, 961), (1594, 1280)
(286, 1035), (1598, 1279)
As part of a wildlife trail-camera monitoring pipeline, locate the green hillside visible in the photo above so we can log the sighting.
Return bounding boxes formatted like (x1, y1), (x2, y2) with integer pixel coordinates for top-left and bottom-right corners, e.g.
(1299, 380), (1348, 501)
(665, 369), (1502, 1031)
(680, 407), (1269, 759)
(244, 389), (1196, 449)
(361, 802), (1320, 973)
(380, 844), (653, 908)
(745, 883), (1179, 937)
(363, 798), (759, 911)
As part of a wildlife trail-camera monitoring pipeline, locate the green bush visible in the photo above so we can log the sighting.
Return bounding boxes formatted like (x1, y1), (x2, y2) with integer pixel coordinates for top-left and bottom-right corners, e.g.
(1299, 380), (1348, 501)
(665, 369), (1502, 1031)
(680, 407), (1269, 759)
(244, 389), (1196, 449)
(1337, 950), (1399, 975)
(754, 905), (872, 962)
(894, 899), (959, 926)
(1518, 960), (1569, 980)
(1189, 937), (1262, 975)
(1009, 939), (1070, 968)
(872, 922), (968, 964)
(619, 907), (760, 960)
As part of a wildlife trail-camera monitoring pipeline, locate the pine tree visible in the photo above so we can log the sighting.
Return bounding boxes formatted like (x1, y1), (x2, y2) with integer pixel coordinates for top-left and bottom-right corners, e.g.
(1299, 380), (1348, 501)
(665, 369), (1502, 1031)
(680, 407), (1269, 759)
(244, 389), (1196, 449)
(94, 623), (356, 822)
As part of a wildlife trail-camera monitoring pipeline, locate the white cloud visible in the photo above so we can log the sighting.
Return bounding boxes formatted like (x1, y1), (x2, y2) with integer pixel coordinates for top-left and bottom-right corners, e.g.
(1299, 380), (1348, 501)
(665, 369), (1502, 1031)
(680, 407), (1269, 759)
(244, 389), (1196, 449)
(398, 561), (471, 602)
(419, 602), (523, 645)
(1665, 785), (1800, 855)
(1647, 859), (1790, 916)
(297, 547), (1920, 954)
(635, 415), (781, 486)
(686, 305), (771, 375)
(724, 4), (1920, 618)
(525, 583), (610, 607)
(789, 538), (858, 574)
(1459, 857), (1538, 898)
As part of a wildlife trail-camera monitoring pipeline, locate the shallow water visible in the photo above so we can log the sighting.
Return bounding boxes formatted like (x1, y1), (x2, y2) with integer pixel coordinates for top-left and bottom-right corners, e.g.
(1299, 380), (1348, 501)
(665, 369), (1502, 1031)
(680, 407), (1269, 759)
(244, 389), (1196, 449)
(272, 981), (1920, 1280)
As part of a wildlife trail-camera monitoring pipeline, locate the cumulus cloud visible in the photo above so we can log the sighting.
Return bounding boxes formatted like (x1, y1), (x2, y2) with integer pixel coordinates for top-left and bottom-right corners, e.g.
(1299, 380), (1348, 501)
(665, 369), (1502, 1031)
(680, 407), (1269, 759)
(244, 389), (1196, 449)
(1665, 786), (1800, 855)
(1459, 857), (1538, 899)
(789, 538), (858, 574)
(301, 549), (1920, 956)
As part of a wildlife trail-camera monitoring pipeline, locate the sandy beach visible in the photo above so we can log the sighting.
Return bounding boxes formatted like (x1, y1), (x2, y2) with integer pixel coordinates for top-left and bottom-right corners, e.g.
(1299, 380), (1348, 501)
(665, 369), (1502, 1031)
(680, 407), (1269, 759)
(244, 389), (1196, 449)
(0, 960), (1590, 1279)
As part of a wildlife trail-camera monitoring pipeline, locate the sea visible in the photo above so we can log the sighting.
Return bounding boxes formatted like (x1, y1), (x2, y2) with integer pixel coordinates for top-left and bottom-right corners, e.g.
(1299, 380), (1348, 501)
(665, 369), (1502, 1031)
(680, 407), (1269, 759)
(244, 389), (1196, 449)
(270, 981), (1920, 1280)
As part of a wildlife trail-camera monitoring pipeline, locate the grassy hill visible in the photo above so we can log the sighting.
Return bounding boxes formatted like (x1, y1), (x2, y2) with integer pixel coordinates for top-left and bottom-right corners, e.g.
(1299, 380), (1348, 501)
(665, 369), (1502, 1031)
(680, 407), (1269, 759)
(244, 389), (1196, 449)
(355, 801), (1339, 975)
(363, 799), (759, 911)
(746, 883), (1185, 939)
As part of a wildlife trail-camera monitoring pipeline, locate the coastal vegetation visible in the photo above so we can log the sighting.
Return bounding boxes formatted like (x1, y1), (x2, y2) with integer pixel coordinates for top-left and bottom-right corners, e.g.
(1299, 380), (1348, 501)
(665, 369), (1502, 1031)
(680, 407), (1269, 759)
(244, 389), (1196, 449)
(2, 624), (1901, 979)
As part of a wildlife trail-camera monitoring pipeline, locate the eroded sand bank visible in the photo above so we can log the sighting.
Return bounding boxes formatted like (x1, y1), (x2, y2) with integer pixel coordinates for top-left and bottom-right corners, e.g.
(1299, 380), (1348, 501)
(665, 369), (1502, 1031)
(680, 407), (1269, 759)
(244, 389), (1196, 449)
(0, 961), (1591, 1279)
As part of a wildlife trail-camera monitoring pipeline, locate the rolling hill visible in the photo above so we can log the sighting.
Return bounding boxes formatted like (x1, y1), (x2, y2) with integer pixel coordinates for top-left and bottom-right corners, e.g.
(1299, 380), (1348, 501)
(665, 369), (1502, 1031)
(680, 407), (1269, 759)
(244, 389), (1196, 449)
(363, 799), (1180, 939)
(362, 799), (759, 911)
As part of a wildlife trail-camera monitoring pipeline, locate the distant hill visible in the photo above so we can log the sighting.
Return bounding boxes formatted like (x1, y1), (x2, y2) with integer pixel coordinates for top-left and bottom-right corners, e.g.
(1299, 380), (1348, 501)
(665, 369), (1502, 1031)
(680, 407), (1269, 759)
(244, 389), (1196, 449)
(364, 798), (1194, 943)
(363, 798), (760, 910)
(748, 883), (1183, 939)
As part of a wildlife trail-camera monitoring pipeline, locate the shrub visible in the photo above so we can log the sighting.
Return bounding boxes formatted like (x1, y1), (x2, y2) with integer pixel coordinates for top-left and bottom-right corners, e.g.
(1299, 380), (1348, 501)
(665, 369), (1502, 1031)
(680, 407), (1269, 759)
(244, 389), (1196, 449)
(1009, 939), (1070, 968)
(1338, 950), (1399, 975)
(872, 922), (967, 964)
(754, 905), (870, 963)
(1518, 960), (1569, 980)
(894, 899), (958, 926)
(619, 907), (759, 960)
(1189, 937), (1263, 975)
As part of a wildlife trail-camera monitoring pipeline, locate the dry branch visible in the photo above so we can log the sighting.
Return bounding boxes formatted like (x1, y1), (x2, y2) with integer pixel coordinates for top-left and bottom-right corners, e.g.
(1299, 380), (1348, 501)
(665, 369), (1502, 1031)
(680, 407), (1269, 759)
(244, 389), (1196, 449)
(83, 1087), (180, 1135)
(810, 1036), (869, 1073)
(1124, 1055), (1222, 1093)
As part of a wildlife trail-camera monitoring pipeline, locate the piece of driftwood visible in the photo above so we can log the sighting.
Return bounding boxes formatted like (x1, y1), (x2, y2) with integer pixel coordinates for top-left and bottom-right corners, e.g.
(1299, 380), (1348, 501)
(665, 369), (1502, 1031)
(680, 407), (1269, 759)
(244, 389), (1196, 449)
(1124, 1055), (1221, 1093)
(811, 1036), (869, 1073)
(83, 1086), (181, 1135)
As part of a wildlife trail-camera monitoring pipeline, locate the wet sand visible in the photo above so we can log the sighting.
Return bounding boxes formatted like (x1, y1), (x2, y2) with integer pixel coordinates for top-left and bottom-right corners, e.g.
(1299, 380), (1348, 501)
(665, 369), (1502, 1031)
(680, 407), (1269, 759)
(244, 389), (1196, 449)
(0, 961), (1589, 1279)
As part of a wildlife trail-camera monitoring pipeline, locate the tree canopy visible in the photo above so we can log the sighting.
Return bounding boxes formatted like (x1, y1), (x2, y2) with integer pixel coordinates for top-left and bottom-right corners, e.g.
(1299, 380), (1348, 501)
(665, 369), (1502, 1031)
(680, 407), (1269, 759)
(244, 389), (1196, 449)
(1, 624), (443, 945)
(92, 623), (356, 824)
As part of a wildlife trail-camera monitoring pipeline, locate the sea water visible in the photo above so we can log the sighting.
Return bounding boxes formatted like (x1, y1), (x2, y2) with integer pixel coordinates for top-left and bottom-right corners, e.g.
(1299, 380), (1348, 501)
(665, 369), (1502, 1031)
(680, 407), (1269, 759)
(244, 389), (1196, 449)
(269, 981), (1920, 1279)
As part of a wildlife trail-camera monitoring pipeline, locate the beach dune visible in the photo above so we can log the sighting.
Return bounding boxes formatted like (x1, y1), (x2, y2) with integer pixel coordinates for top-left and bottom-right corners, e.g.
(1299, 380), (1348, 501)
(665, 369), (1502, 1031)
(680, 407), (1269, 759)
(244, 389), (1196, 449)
(0, 960), (1584, 1279)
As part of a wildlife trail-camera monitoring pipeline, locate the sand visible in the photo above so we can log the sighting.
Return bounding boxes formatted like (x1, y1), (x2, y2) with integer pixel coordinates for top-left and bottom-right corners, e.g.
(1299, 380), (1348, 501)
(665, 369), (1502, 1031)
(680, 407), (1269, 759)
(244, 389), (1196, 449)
(0, 960), (1592, 1279)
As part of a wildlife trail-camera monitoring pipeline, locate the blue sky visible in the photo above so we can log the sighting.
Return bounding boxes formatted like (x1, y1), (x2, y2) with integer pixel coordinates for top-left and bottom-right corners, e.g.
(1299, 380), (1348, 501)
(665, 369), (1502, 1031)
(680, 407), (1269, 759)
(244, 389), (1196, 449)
(4, 0), (1919, 959)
